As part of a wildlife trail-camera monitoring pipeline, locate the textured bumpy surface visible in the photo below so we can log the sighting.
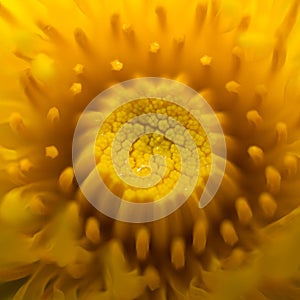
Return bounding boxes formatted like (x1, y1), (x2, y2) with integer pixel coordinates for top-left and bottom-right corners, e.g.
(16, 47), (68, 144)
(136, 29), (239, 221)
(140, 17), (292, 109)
(96, 98), (211, 202)
(0, 0), (300, 299)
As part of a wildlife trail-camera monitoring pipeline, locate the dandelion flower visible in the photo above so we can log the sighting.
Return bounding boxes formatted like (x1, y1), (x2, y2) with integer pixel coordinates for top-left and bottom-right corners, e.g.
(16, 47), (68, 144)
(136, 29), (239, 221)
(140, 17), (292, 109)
(0, 0), (300, 299)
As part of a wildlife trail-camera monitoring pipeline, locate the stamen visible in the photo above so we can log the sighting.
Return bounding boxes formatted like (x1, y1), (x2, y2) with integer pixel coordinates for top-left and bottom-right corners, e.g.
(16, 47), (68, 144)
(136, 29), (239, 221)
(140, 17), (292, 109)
(255, 84), (268, 102)
(149, 42), (160, 54)
(136, 227), (150, 261)
(37, 22), (62, 41)
(235, 197), (253, 225)
(73, 64), (84, 75)
(247, 145), (264, 166)
(200, 55), (212, 66)
(283, 154), (298, 177)
(155, 6), (167, 26)
(275, 122), (288, 144)
(144, 266), (160, 291)
(70, 83), (82, 95)
(195, 2), (208, 24)
(122, 23), (134, 38)
(9, 113), (27, 136)
(111, 59), (123, 71)
(171, 237), (186, 269)
(193, 219), (207, 253)
(58, 167), (74, 194)
(220, 220), (238, 246)
(110, 13), (120, 31)
(19, 158), (33, 172)
(85, 217), (101, 244)
(45, 146), (59, 159)
(74, 28), (88, 49)
(259, 192), (277, 217)
(265, 166), (281, 194)
(47, 107), (60, 123)
(246, 110), (263, 129)
(272, 37), (287, 70)
(225, 81), (240, 94)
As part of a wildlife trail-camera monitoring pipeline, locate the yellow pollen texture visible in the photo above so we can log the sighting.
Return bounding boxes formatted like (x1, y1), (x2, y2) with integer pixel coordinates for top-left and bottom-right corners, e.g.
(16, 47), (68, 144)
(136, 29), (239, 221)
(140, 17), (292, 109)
(95, 98), (211, 202)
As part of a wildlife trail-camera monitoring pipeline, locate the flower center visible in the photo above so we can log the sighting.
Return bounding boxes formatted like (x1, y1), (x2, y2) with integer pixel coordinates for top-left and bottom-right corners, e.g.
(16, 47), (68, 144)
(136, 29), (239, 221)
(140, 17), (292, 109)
(95, 98), (212, 203)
